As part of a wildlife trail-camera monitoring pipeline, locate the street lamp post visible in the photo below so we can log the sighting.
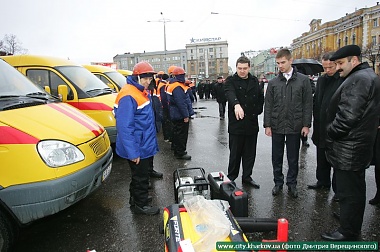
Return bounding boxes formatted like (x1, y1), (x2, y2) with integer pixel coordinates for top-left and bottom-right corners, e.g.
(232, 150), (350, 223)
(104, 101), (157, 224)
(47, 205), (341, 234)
(147, 12), (183, 55)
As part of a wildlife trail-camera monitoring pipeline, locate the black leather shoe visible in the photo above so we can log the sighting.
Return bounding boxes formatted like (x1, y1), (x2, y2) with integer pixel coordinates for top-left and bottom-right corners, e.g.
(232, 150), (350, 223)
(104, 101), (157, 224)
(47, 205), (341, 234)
(150, 170), (163, 178)
(272, 185), (283, 196)
(307, 183), (330, 190)
(288, 185), (298, 198)
(132, 205), (160, 215)
(332, 211), (340, 220)
(129, 196), (152, 206)
(369, 195), (380, 205)
(243, 180), (260, 189)
(175, 154), (191, 160)
(321, 230), (357, 241)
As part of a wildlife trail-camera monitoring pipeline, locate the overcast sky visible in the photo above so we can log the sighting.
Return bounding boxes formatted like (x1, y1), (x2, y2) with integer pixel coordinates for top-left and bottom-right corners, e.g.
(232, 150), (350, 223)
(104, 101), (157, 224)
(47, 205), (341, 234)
(1, 0), (377, 71)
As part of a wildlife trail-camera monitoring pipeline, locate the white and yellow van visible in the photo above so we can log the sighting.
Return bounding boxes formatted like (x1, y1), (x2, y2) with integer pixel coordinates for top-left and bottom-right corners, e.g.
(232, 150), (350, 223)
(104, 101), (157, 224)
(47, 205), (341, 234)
(0, 55), (117, 144)
(0, 59), (113, 251)
(83, 64), (128, 92)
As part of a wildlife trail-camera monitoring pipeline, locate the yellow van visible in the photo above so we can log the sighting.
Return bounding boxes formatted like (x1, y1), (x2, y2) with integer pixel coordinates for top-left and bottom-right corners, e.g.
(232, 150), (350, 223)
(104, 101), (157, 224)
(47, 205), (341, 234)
(0, 55), (117, 144)
(117, 69), (133, 77)
(0, 59), (113, 251)
(83, 64), (127, 92)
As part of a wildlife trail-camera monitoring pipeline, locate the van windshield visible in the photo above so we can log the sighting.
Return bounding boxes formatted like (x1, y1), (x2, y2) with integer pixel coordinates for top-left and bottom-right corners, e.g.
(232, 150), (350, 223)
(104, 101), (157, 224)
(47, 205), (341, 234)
(57, 66), (113, 95)
(0, 59), (48, 96)
(105, 72), (127, 88)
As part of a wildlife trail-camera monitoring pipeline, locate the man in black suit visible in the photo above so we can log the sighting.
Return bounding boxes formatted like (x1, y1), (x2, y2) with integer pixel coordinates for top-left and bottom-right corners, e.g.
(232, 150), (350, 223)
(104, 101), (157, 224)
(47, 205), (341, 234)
(308, 52), (343, 198)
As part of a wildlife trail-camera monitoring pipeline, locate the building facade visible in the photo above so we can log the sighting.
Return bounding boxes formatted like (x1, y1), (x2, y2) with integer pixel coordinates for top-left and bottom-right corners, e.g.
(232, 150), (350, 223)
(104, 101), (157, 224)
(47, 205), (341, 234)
(113, 39), (228, 81)
(248, 49), (278, 80)
(291, 2), (380, 73)
(186, 40), (229, 81)
(113, 49), (187, 73)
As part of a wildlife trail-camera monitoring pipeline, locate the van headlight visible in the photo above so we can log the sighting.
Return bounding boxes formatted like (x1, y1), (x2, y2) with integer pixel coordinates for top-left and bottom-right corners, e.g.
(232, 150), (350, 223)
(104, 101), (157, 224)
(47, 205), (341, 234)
(37, 140), (85, 167)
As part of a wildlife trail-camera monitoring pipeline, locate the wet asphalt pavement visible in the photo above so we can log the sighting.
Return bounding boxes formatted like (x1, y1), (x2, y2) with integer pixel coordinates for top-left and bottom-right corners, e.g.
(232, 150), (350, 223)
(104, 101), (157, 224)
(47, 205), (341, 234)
(12, 99), (380, 252)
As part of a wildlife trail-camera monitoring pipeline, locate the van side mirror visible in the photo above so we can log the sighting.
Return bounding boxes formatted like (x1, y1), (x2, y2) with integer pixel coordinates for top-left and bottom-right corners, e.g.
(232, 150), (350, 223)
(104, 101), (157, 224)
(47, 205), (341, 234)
(58, 85), (68, 102)
(44, 86), (51, 94)
(107, 83), (115, 90)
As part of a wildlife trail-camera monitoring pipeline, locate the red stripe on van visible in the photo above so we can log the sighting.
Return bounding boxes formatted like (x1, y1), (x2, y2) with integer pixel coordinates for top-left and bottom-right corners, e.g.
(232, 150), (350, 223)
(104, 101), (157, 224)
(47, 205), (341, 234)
(0, 126), (39, 144)
(53, 103), (104, 134)
(66, 101), (113, 111)
(48, 103), (101, 137)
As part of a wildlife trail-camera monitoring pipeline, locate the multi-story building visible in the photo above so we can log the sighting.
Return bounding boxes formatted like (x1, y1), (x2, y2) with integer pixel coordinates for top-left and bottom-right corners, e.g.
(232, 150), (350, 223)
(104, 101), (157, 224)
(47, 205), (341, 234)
(186, 40), (229, 81)
(248, 49), (278, 79)
(113, 39), (228, 81)
(113, 49), (187, 73)
(291, 2), (380, 73)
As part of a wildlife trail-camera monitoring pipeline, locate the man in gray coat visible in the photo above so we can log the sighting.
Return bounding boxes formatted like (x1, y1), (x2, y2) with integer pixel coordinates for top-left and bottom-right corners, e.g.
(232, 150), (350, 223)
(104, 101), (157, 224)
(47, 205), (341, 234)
(264, 49), (313, 198)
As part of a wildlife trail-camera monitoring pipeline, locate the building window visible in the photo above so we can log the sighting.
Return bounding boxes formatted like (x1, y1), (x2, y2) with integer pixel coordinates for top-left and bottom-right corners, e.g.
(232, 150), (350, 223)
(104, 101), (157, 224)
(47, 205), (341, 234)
(352, 34), (356, 44)
(209, 48), (213, 52)
(344, 36), (348, 46)
(220, 47), (222, 51)
(191, 49), (193, 53)
(199, 48), (203, 53)
(191, 65), (195, 71)
(338, 38), (341, 48)
(372, 36), (377, 45)
(374, 18), (378, 27)
(200, 56), (204, 60)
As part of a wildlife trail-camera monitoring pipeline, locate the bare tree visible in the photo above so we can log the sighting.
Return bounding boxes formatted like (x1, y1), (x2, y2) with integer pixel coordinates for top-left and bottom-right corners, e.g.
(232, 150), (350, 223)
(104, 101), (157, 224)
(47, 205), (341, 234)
(0, 40), (5, 56)
(362, 42), (380, 71)
(0, 34), (28, 55)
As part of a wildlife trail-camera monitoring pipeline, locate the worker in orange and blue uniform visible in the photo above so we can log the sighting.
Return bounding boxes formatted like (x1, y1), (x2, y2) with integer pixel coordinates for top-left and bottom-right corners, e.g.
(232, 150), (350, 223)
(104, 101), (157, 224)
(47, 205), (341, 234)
(163, 66), (177, 144)
(114, 61), (159, 215)
(155, 71), (172, 142)
(185, 80), (195, 103)
(166, 67), (194, 160)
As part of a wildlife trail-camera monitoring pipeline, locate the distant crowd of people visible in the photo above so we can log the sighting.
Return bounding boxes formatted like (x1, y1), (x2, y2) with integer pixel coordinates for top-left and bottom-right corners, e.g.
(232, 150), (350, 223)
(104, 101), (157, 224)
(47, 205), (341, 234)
(113, 45), (380, 242)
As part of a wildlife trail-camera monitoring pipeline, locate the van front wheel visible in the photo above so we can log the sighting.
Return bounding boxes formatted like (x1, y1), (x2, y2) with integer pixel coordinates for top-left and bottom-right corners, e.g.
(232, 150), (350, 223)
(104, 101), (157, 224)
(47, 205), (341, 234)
(0, 212), (12, 252)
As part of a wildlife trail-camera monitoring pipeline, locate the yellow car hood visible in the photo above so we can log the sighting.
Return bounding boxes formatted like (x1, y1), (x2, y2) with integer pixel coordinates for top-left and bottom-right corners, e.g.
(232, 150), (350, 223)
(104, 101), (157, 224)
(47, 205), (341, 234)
(0, 103), (104, 145)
